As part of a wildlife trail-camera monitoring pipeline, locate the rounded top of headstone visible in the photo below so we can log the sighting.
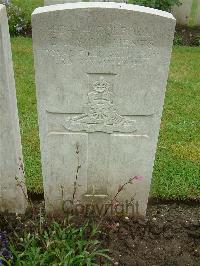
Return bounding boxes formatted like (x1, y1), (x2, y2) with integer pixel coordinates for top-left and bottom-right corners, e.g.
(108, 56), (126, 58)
(32, 2), (175, 21)
(0, 4), (5, 11)
(0, 4), (6, 18)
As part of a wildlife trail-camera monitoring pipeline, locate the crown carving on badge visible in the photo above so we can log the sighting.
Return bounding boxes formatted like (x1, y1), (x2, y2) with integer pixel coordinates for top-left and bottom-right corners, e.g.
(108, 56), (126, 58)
(93, 77), (111, 93)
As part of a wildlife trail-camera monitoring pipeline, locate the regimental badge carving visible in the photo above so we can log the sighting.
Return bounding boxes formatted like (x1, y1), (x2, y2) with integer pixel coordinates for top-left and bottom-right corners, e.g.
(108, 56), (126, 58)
(63, 77), (137, 134)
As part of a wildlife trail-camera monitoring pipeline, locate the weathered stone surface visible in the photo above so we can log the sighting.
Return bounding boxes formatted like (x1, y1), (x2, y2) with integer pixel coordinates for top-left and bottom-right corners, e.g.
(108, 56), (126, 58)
(196, 0), (200, 26)
(0, 5), (27, 214)
(32, 3), (175, 217)
(172, 0), (193, 25)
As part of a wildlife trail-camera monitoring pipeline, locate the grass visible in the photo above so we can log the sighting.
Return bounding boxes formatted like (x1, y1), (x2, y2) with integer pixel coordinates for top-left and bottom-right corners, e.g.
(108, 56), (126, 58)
(12, 37), (42, 193)
(1, 218), (110, 265)
(152, 46), (200, 199)
(10, 222), (109, 265)
(11, 0), (43, 15)
(11, 37), (200, 199)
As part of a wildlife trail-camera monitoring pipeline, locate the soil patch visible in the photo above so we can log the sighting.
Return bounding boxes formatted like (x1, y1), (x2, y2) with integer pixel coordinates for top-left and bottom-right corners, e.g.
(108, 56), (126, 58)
(107, 202), (200, 265)
(175, 25), (200, 46)
(1, 202), (200, 265)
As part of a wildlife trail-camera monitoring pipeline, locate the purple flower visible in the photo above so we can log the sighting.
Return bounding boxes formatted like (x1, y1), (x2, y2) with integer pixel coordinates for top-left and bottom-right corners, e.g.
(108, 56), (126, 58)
(0, 231), (12, 263)
(129, 176), (144, 183)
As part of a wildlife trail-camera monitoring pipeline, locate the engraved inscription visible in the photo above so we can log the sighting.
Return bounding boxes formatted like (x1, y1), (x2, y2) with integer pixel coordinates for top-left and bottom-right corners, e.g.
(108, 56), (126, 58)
(47, 24), (154, 49)
(37, 22), (159, 67)
(63, 77), (137, 134)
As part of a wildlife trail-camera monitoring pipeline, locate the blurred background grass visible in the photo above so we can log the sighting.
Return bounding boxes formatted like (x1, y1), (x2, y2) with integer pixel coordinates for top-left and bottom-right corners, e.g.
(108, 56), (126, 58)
(6, 0), (200, 199)
(11, 38), (200, 198)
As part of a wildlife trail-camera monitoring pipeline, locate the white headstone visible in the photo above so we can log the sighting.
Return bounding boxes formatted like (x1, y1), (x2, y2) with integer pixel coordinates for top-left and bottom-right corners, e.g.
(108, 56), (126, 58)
(196, 0), (200, 26)
(172, 0), (193, 25)
(32, 3), (175, 217)
(0, 5), (27, 214)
